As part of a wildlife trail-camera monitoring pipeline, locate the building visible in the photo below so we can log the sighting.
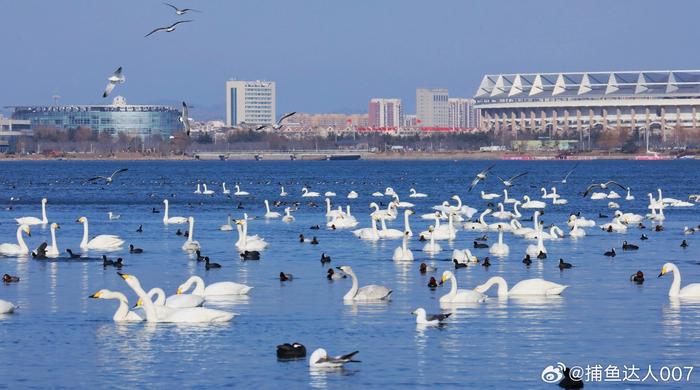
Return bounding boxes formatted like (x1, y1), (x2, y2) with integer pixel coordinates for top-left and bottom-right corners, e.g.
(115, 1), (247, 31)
(8, 96), (181, 138)
(368, 98), (404, 128)
(474, 70), (700, 142)
(448, 98), (480, 129)
(416, 88), (449, 127)
(226, 80), (276, 127)
(293, 113), (368, 128)
(0, 114), (32, 152)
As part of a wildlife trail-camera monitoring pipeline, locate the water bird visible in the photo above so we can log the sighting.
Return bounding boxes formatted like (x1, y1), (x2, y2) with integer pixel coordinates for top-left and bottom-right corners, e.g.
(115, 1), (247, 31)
(163, 2), (200, 15)
(277, 343), (306, 360)
(310, 237), (319, 245)
(129, 244), (143, 254)
(144, 20), (193, 38)
(279, 272), (293, 281)
(468, 164), (495, 192)
(309, 349), (360, 369)
(102, 67), (125, 98)
(474, 276), (567, 297)
(604, 248), (616, 257)
(107, 212), (120, 220)
(0, 225), (31, 256)
(681, 240), (689, 248)
(523, 254), (532, 266)
(658, 263), (700, 297)
(177, 275), (252, 297)
(475, 234), (488, 241)
(537, 251), (547, 259)
(559, 259), (572, 269)
(65, 249), (81, 258)
(640, 234), (649, 240)
(136, 225), (143, 233)
(473, 241), (489, 249)
(582, 181), (627, 197)
(558, 366), (584, 389)
(428, 277), (438, 288)
(412, 308), (450, 325)
(15, 198), (48, 225)
(327, 268), (345, 280)
(482, 257), (491, 268)
(337, 265), (392, 301)
(3, 274), (20, 283)
(256, 112), (296, 131)
(152, 207), (159, 213)
(310, 225), (320, 230)
(559, 163), (578, 184)
(497, 172), (528, 187)
(439, 271), (486, 303)
(631, 271), (644, 284)
(622, 241), (639, 250)
(176, 229), (183, 236)
(419, 263), (436, 273)
(655, 225), (664, 232)
(320, 252), (331, 264)
(85, 168), (128, 185)
(240, 250), (261, 260)
(204, 257), (221, 270)
(31, 242), (47, 259)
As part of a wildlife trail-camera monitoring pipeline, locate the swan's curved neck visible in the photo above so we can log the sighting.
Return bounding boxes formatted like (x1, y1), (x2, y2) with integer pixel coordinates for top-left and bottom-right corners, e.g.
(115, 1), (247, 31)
(380, 218), (388, 231)
(185, 276), (206, 296)
(669, 265), (681, 297)
(266, 200), (271, 213)
(109, 292), (132, 321)
(130, 281), (157, 322)
(41, 201), (47, 223)
(454, 196), (462, 209)
(402, 234), (408, 251)
(148, 288), (166, 306)
(533, 212), (540, 230)
(50, 227), (58, 252)
(447, 273), (457, 297)
(498, 230), (504, 244)
(479, 210), (488, 225)
(325, 198), (331, 213)
(344, 271), (359, 300)
(346, 205), (352, 216)
(481, 276), (508, 296)
(187, 218), (194, 242)
(16, 227), (28, 252)
(504, 189), (509, 199)
(81, 220), (89, 247)
(163, 201), (169, 221)
(513, 202), (521, 218)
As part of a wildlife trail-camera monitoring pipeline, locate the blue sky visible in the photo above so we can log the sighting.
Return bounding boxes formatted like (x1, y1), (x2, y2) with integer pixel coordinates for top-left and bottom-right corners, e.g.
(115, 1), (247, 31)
(1, 0), (699, 119)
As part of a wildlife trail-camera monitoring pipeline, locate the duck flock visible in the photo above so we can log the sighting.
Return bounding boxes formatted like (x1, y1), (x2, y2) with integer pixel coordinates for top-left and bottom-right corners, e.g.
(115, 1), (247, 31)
(2, 163), (700, 373)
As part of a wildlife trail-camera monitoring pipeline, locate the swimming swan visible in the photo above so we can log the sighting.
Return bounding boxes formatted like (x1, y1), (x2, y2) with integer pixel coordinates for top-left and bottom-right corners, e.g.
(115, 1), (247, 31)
(77, 217), (123, 251)
(163, 199), (188, 224)
(659, 262), (700, 298)
(89, 289), (144, 322)
(409, 188), (427, 198)
(140, 287), (204, 308)
(282, 207), (295, 222)
(264, 200), (281, 219)
(337, 265), (392, 301)
(474, 276), (567, 296)
(0, 225), (31, 256)
(489, 228), (510, 257)
(301, 187), (320, 197)
(220, 214), (234, 231)
(177, 275), (253, 297)
(392, 231), (413, 261)
(181, 217), (200, 251)
(45, 222), (61, 257)
(439, 271), (486, 303)
(15, 198), (48, 225)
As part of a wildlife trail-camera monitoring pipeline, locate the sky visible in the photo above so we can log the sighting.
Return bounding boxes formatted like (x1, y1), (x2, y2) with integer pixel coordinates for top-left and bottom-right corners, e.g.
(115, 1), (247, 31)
(2, 0), (700, 120)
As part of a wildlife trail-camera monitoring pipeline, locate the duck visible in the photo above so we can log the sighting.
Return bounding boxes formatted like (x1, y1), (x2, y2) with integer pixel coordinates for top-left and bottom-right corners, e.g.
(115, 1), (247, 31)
(136, 224), (143, 233)
(279, 272), (293, 281)
(240, 250), (261, 261)
(129, 244), (143, 254)
(640, 234), (649, 240)
(658, 262), (700, 298)
(427, 277), (438, 288)
(558, 259), (572, 269)
(630, 271), (644, 284)
(474, 276), (567, 296)
(276, 343), (306, 360)
(327, 268), (345, 280)
(337, 265), (392, 301)
(622, 241), (639, 251)
(604, 248), (616, 257)
(439, 270), (486, 303)
(320, 252), (331, 264)
(204, 257), (221, 270)
(419, 262), (436, 273)
(681, 240), (689, 248)
(482, 257), (491, 268)
(412, 307), (450, 326)
(65, 249), (82, 258)
(522, 254), (532, 266)
(3, 274), (20, 283)
(0, 224), (31, 256)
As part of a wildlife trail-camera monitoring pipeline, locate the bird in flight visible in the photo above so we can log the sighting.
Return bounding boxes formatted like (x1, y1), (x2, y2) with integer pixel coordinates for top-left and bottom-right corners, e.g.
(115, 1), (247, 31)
(163, 3), (200, 15)
(180, 101), (192, 136)
(255, 112), (297, 131)
(145, 20), (193, 38)
(559, 163), (579, 184)
(497, 172), (527, 188)
(468, 164), (495, 192)
(102, 67), (125, 98)
(582, 180), (627, 197)
(85, 168), (129, 185)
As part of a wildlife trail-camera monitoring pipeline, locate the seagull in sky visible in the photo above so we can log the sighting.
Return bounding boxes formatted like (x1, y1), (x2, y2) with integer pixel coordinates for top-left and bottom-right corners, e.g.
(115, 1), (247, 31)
(582, 180), (627, 197)
(180, 101), (192, 136)
(256, 112), (297, 131)
(468, 164), (495, 192)
(102, 67), (125, 98)
(145, 20), (193, 38)
(163, 3), (200, 15)
(559, 163), (579, 184)
(497, 172), (528, 188)
(85, 168), (129, 185)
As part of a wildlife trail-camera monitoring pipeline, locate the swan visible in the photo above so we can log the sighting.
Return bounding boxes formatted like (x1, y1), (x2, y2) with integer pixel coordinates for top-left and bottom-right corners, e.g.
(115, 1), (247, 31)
(421, 212), (456, 240)
(353, 217), (380, 241)
(220, 214), (234, 231)
(327, 206), (358, 228)
(491, 203), (513, 220)
(487, 219), (512, 233)
(194, 183), (202, 194)
(625, 188), (634, 201)
(372, 191), (384, 197)
(659, 262), (700, 298)
(607, 190), (620, 199)
(567, 214), (596, 228)
(202, 184), (214, 195)
(569, 216), (586, 238)
(121, 273), (236, 323)
(162, 199), (188, 224)
(657, 189), (683, 205)
(337, 265), (392, 301)
(280, 186), (288, 196)
(181, 217), (200, 251)
(45, 222), (60, 257)
(0, 225), (31, 256)
(15, 198), (48, 225)
(510, 219), (534, 237)
(325, 198), (344, 219)
(463, 209), (491, 231)
(370, 202), (398, 221)
(480, 191), (500, 200)
(391, 194), (415, 208)
(392, 231), (413, 261)
(107, 212), (120, 220)
(378, 217), (403, 239)
(301, 187), (320, 197)
(521, 196), (546, 209)
(511, 201), (522, 219)
(324, 191), (336, 197)
(89, 289), (143, 322)
(608, 201), (620, 209)
(540, 187), (555, 199)
(234, 184), (249, 196)
(503, 189), (517, 204)
(140, 287), (204, 308)
(347, 190), (358, 199)
(474, 276), (567, 297)
(489, 227), (509, 257)
(384, 187), (396, 196)
(526, 226), (547, 257)
(439, 271), (486, 303)
(670, 200), (695, 207)
(235, 219), (268, 251)
(422, 227), (442, 254)
(282, 207), (295, 222)
(553, 196), (568, 205)
(178, 275), (252, 297)
(449, 195), (477, 219)
(264, 200), (281, 219)
(401, 209), (413, 236)
(614, 210), (643, 224)
(409, 188), (427, 198)
(77, 217), (123, 251)
(590, 192), (608, 200)
(0, 299), (16, 314)
(548, 187), (561, 199)
(600, 217), (628, 233)
(222, 182), (231, 195)
(452, 248), (478, 264)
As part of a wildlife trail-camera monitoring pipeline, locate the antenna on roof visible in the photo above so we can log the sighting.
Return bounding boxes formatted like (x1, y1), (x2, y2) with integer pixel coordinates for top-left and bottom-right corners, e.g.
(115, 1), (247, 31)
(51, 91), (61, 105)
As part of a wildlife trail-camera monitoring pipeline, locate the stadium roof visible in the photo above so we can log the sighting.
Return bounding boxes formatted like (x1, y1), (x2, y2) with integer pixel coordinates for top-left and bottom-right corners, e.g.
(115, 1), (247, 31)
(474, 70), (700, 101)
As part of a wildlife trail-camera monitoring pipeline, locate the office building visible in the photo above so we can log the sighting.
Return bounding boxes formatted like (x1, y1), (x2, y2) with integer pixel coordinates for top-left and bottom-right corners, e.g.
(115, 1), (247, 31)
(226, 80), (276, 127)
(416, 88), (449, 127)
(368, 98), (404, 128)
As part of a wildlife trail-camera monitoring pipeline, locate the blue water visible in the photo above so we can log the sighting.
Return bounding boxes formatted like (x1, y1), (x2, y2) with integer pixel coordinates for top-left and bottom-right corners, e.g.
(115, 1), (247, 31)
(0, 160), (699, 389)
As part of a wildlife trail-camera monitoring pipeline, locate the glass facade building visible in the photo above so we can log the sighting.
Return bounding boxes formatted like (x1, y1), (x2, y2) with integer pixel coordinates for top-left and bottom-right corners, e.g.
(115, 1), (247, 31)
(8, 97), (182, 138)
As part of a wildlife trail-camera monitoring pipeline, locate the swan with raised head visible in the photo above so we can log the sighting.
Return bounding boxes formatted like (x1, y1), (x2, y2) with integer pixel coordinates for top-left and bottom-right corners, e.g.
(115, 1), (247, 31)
(337, 265), (392, 301)
(567, 214), (596, 228)
(264, 200), (281, 219)
(409, 188), (427, 198)
(222, 182), (231, 195)
(503, 189), (517, 204)
(202, 184), (214, 195)
(162, 199), (188, 225)
(452, 248), (478, 264)
(234, 184), (249, 196)
(569, 216), (586, 238)
(324, 198), (344, 219)
(77, 217), (123, 251)
(510, 219), (534, 237)
(15, 198), (48, 225)
(220, 214), (234, 231)
(422, 227), (442, 254)
(139, 287), (204, 308)
(45, 222), (61, 257)
(474, 276), (567, 297)
(491, 203), (513, 220)
(391, 194), (415, 208)
(89, 289), (143, 322)
(370, 202), (397, 221)
(377, 217), (403, 239)
(353, 217), (380, 241)
(181, 217), (200, 251)
(448, 195), (477, 219)
(301, 187), (320, 197)
(392, 231), (413, 261)
(521, 196), (546, 209)
(0, 225), (31, 256)
(279, 186), (288, 196)
(177, 275), (252, 297)
(194, 183), (202, 194)
(327, 206), (358, 228)
(658, 262), (700, 298)
(625, 188), (634, 200)
(421, 212), (456, 240)
(235, 219), (268, 251)
(439, 271), (486, 303)
(489, 227), (509, 257)
(526, 227), (547, 257)
(282, 207), (295, 222)
(120, 273), (236, 323)
(463, 208), (491, 231)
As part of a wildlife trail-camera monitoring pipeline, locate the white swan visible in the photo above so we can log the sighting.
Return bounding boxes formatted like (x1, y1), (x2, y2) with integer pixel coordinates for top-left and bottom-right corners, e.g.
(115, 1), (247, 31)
(384, 187), (396, 196)
(480, 190), (500, 200)
(489, 228), (509, 257)
(452, 248), (478, 264)
(503, 189), (517, 204)
(194, 183), (202, 194)
(235, 219), (268, 251)
(421, 212), (456, 239)
(625, 187), (634, 200)
(234, 184), (249, 196)
(607, 190), (620, 199)
(474, 276), (567, 296)
(77, 217), (123, 251)
(325, 198), (344, 219)
(222, 182), (231, 195)
(181, 217), (200, 251)
(526, 226), (547, 257)
(301, 187), (320, 197)
(608, 201), (620, 209)
(202, 184), (214, 195)
(220, 214), (234, 231)
(491, 203), (513, 220)
(45, 222), (60, 257)
(439, 271), (486, 303)
(280, 186), (288, 197)
(0, 225), (31, 256)
(140, 287), (204, 308)
(353, 217), (380, 241)
(567, 214), (596, 228)
(614, 210), (643, 224)
(337, 265), (392, 301)
(347, 190), (358, 199)
(463, 208), (491, 231)
(15, 198), (48, 225)
(328, 206), (358, 228)
(391, 194), (415, 208)
(162, 199), (188, 224)
(521, 196), (546, 209)
(372, 191), (384, 197)
(264, 200), (281, 219)
(659, 262), (700, 298)
(510, 219), (534, 237)
(282, 207), (295, 222)
(121, 273), (236, 323)
(370, 202), (397, 221)
(569, 216), (586, 238)
(378, 217), (403, 239)
(178, 275), (252, 298)
(0, 299), (16, 314)
(422, 227), (442, 254)
(324, 191), (336, 197)
(409, 188), (427, 198)
(392, 231), (413, 261)
(600, 217), (627, 233)
(89, 289), (143, 322)
(590, 192), (608, 200)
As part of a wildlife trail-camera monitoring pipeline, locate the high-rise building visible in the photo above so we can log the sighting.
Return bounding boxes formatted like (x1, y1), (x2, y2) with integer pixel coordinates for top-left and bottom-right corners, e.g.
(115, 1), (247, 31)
(368, 98), (403, 128)
(416, 88), (449, 127)
(448, 98), (479, 129)
(225, 80), (276, 127)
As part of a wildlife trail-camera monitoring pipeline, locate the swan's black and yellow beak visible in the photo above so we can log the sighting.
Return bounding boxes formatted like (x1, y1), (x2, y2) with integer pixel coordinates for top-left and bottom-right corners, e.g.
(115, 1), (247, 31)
(658, 266), (667, 278)
(89, 291), (101, 298)
(133, 299), (142, 308)
(117, 272), (129, 280)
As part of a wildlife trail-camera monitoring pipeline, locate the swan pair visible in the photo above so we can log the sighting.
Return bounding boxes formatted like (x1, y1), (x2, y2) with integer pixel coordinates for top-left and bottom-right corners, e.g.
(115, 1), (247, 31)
(235, 218), (268, 251)
(77, 217), (124, 251)
(15, 198), (48, 225)
(327, 206), (358, 228)
(337, 266), (392, 301)
(378, 210), (413, 239)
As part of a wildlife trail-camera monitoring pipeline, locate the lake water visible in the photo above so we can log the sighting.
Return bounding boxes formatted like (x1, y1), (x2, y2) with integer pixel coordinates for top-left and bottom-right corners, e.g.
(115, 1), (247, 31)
(0, 159), (699, 389)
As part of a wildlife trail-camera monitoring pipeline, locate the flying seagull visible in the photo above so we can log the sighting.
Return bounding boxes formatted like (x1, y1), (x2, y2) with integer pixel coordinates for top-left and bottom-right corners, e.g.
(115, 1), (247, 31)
(256, 112), (297, 131)
(180, 101), (192, 136)
(85, 168), (129, 185)
(468, 164), (495, 192)
(582, 180), (627, 197)
(145, 20), (193, 38)
(163, 3), (200, 15)
(559, 163), (579, 184)
(497, 172), (528, 188)
(103, 67), (125, 98)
